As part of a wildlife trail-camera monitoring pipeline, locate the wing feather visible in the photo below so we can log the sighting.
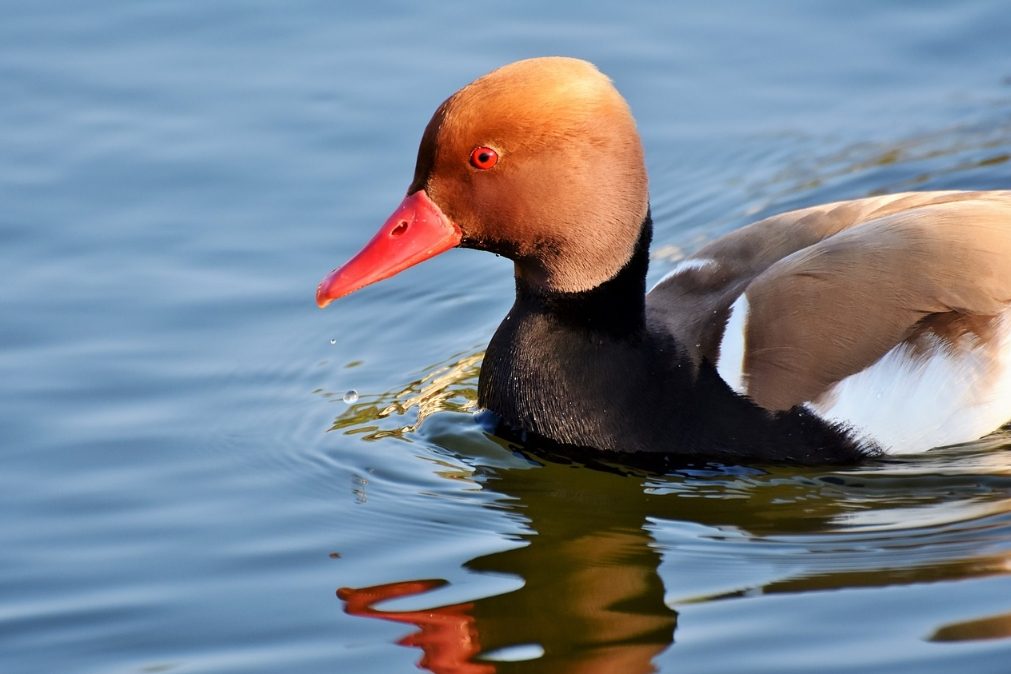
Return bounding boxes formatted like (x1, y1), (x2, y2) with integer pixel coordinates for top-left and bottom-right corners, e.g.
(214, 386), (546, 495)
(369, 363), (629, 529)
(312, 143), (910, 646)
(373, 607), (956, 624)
(739, 194), (1011, 410)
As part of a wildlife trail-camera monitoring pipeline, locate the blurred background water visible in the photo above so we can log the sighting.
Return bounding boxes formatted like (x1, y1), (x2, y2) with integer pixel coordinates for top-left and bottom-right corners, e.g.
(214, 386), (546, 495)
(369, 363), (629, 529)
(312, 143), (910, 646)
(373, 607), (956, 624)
(2, 1), (1011, 672)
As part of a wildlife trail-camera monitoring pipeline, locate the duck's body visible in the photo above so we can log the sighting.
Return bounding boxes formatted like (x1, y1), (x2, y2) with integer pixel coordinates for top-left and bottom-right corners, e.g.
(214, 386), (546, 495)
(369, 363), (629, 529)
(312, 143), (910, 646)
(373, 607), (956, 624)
(317, 58), (1011, 464)
(479, 212), (870, 463)
(650, 190), (1011, 457)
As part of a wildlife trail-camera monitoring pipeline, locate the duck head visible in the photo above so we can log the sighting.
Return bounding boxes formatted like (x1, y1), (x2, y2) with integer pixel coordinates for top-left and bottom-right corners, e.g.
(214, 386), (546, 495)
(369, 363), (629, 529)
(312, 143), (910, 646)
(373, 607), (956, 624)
(316, 57), (648, 307)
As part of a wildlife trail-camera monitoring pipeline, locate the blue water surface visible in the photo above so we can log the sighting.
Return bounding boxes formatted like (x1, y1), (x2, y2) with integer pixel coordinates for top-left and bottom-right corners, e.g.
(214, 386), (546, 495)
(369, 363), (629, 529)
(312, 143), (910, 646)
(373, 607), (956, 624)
(3, 2), (1011, 673)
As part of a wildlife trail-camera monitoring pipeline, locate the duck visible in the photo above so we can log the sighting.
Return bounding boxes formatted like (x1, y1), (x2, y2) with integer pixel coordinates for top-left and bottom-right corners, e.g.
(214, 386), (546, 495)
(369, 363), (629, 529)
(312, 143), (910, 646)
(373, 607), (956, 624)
(316, 57), (1011, 464)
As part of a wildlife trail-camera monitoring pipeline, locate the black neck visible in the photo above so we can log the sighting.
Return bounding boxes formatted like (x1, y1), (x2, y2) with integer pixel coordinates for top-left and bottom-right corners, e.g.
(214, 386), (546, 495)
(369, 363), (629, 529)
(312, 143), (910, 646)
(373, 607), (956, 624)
(513, 216), (651, 337)
(478, 211), (870, 465)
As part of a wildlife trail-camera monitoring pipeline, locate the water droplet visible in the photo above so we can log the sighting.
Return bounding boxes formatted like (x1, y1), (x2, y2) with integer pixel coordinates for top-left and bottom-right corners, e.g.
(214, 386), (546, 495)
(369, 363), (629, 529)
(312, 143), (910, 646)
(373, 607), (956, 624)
(343, 389), (359, 404)
(329, 338), (336, 345)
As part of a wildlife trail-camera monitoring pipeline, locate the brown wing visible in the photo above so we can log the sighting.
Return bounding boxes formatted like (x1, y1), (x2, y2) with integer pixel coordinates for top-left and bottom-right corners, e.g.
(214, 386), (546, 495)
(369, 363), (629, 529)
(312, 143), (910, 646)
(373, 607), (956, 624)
(647, 191), (997, 365)
(739, 192), (1011, 410)
(646, 190), (1011, 409)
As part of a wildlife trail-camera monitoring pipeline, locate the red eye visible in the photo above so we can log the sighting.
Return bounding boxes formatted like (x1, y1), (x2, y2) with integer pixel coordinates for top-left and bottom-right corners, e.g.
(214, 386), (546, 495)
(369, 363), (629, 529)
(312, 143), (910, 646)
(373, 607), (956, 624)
(469, 146), (499, 170)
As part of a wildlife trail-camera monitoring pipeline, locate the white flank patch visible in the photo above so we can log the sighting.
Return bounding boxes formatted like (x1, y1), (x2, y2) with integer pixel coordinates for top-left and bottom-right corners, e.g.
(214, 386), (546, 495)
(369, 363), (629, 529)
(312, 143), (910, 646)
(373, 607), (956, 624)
(716, 294), (750, 394)
(807, 311), (1011, 455)
(649, 257), (717, 292)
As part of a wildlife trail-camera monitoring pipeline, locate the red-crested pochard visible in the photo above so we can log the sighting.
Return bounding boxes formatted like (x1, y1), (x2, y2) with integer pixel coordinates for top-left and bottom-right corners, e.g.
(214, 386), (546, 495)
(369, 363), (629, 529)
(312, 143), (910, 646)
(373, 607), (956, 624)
(317, 57), (1011, 464)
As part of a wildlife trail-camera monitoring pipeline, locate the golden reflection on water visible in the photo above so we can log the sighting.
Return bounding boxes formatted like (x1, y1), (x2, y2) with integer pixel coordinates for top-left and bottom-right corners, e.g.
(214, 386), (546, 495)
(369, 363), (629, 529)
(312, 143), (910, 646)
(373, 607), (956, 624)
(325, 351), (483, 440)
(330, 355), (1011, 672)
(930, 608), (1011, 643)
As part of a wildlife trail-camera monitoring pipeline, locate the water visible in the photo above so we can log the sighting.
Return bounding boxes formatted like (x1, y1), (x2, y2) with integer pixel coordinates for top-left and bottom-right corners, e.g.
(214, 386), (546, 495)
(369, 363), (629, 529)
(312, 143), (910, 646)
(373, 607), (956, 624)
(3, 1), (1011, 672)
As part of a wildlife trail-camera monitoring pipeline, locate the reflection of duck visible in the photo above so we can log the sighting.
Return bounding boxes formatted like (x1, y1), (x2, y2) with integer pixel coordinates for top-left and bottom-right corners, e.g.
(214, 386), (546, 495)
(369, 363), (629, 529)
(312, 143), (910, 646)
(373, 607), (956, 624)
(317, 57), (1011, 463)
(339, 579), (495, 674)
(339, 456), (679, 674)
(337, 442), (1011, 671)
(931, 606), (1011, 643)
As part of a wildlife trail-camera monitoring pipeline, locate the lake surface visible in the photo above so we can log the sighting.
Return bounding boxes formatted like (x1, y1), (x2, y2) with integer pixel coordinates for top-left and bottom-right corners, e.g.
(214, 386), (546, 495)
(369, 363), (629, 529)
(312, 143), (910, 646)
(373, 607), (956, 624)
(3, 2), (1011, 672)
